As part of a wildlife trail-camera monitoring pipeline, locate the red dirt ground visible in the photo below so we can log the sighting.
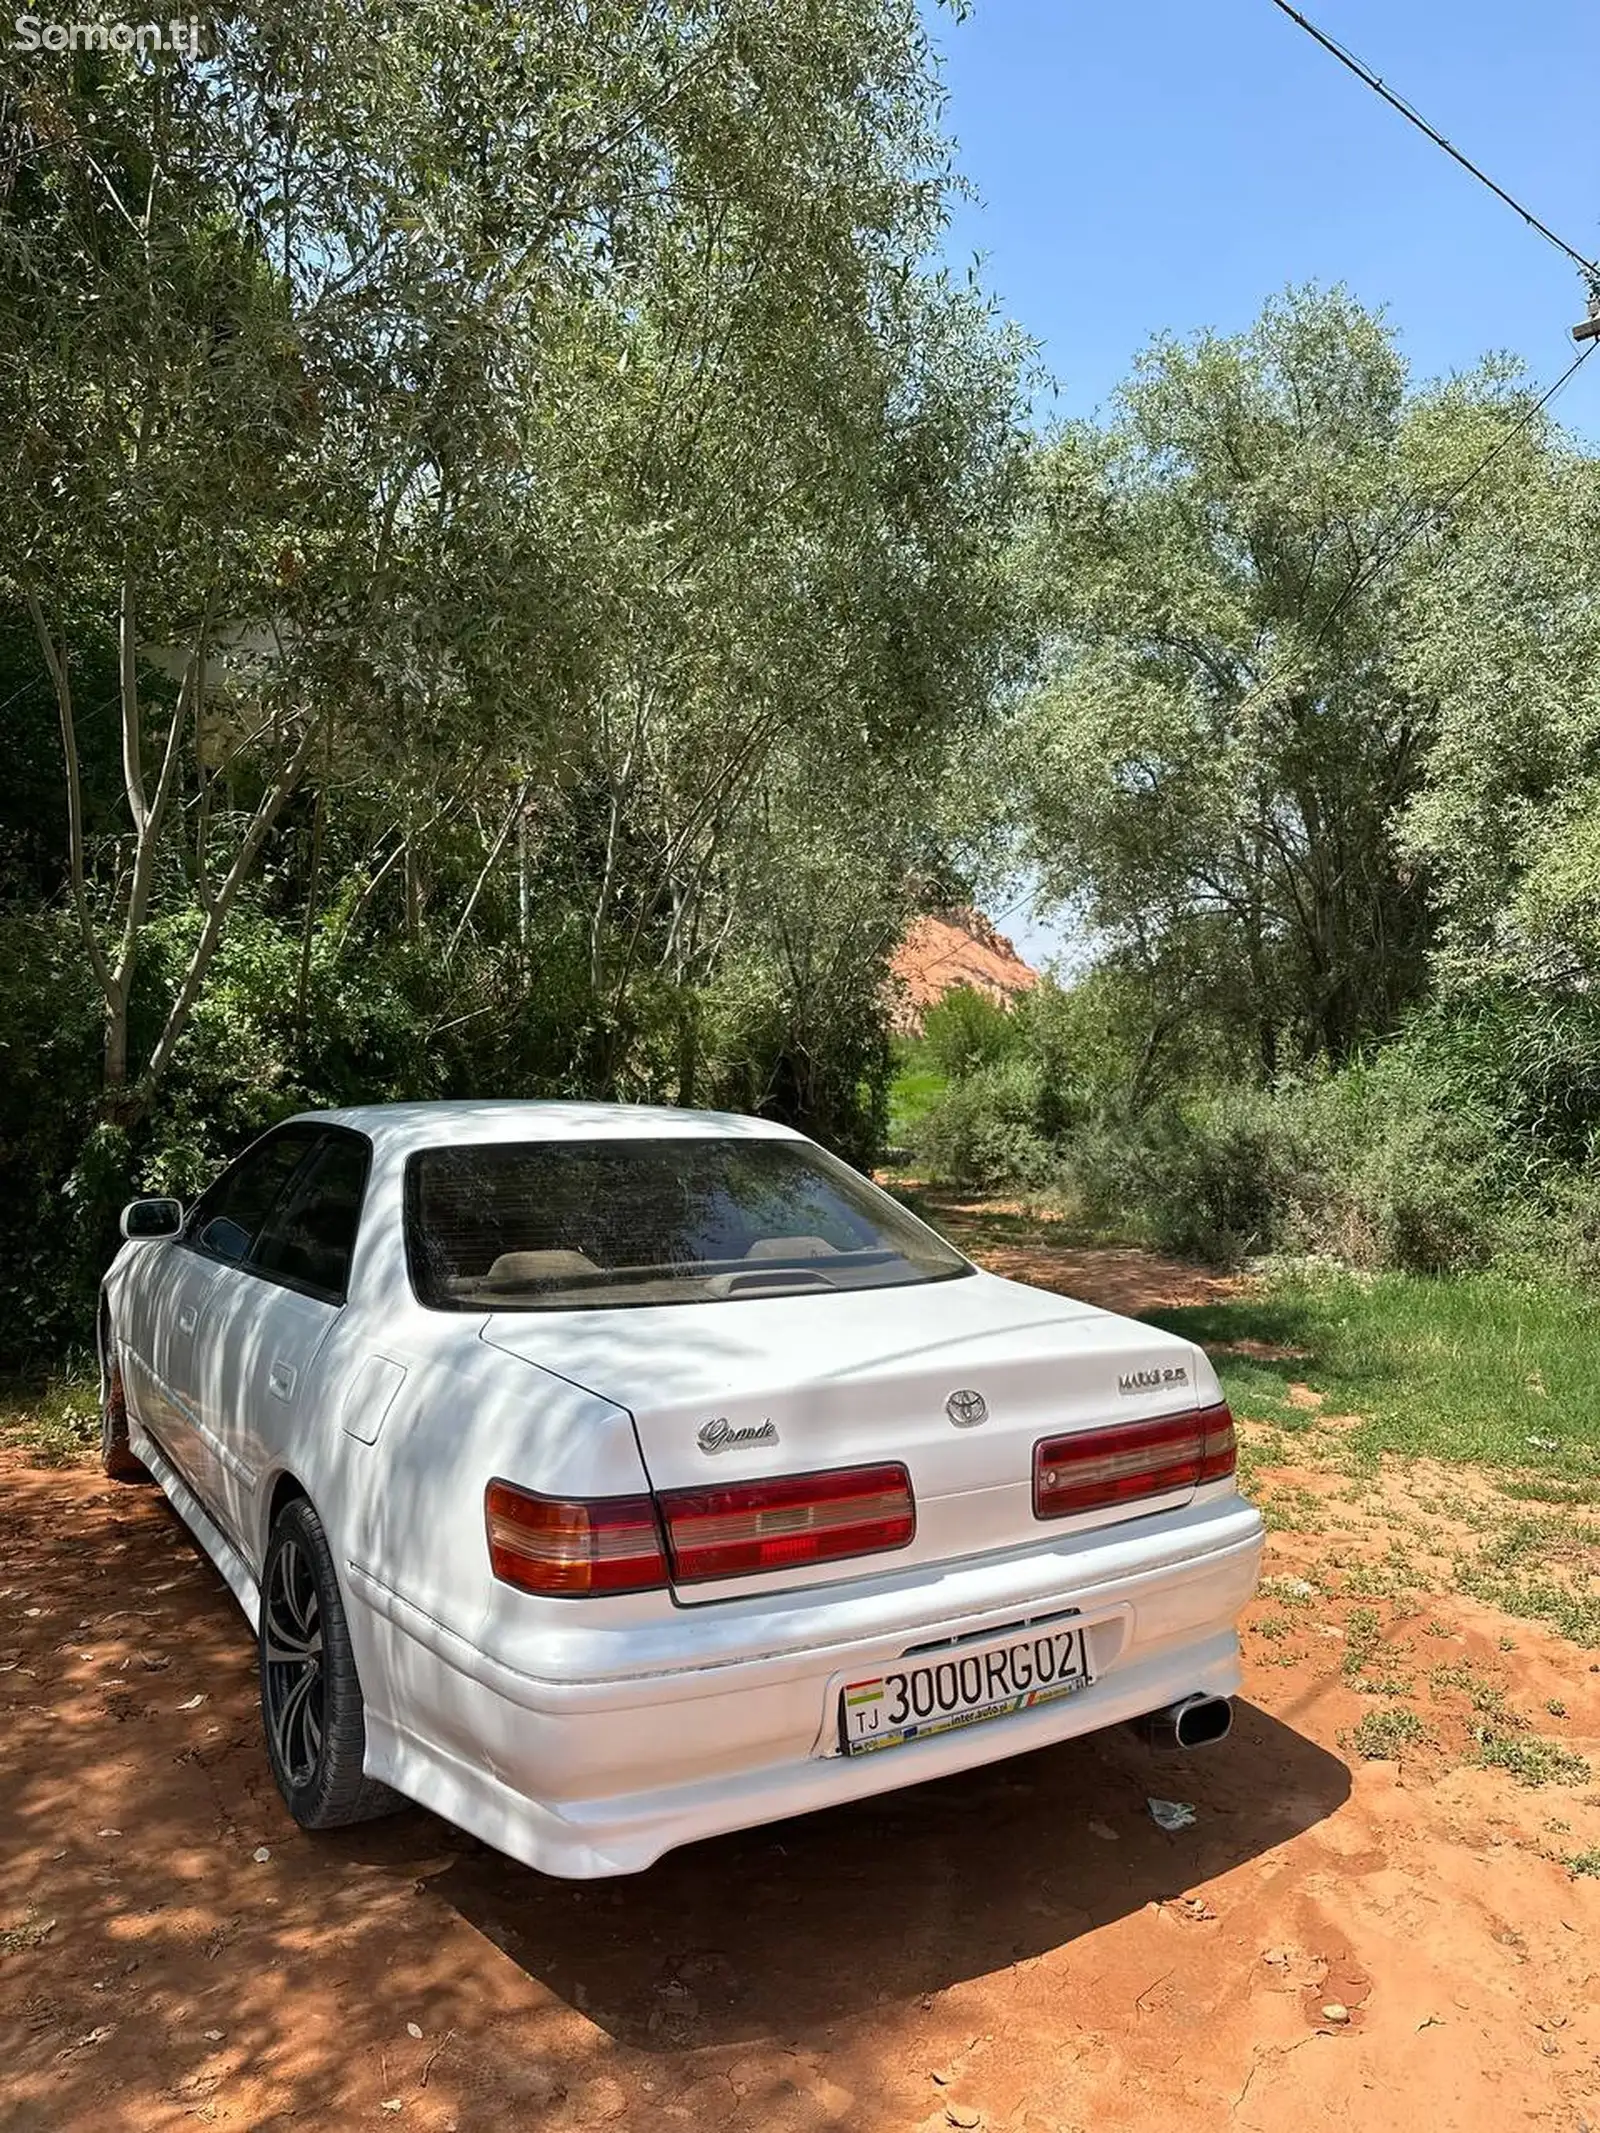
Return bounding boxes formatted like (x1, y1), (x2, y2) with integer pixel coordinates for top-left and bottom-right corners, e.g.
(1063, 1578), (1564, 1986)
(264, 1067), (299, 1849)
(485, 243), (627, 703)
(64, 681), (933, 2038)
(4, 1249), (1600, 2131)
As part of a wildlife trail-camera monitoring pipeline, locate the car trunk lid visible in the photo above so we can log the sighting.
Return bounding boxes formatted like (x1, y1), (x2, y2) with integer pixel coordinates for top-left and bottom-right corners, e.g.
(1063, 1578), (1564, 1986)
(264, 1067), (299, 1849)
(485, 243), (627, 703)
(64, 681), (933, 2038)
(480, 1269), (1206, 1602)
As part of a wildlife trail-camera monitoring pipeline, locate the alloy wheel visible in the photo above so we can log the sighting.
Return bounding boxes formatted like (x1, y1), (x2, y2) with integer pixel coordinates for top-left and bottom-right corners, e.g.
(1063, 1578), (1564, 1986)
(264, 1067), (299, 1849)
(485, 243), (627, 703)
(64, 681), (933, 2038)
(263, 1536), (324, 1789)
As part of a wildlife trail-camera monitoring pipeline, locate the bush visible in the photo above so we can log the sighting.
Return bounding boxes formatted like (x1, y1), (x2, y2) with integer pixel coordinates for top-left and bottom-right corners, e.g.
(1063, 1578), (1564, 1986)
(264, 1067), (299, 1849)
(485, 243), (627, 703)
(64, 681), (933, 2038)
(912, 1058), (1054, 1188)
(1056, 1088), (1285, 1263)
(903, 972), (1600, 1281)
(918, 985), (1022, 1082)
(0, 913), (111, 1370)
(1051, 1054), (1519, 1272)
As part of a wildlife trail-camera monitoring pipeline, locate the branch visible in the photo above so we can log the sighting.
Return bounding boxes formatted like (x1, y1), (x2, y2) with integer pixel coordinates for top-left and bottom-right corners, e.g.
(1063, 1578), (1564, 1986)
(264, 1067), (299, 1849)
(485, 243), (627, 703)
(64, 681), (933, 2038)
(445, 774), (533, 964)
(134, 717), (322, 1107)
(333, 786), (475, 954)
(115, 598), (214, 983)
(23, 585), (114, 1002)
(118, 571), (150, 834)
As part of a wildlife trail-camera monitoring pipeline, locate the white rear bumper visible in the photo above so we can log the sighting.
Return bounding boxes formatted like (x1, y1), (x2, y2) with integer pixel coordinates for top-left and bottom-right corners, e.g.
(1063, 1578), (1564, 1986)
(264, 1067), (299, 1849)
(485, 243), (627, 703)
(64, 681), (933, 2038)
(350, 1493), (1265, 1878)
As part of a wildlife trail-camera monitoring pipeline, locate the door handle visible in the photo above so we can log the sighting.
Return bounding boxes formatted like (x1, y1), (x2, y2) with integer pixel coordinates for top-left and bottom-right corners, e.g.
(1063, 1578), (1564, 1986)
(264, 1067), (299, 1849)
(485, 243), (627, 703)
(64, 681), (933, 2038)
(268, 1361), (297, 1401)
(177, 1305), (197, 1334)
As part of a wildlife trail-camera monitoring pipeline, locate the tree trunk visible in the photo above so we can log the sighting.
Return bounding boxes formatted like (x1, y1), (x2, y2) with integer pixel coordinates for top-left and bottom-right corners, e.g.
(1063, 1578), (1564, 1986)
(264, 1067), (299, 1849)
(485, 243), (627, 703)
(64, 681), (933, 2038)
(676, 990), (699, 1110)
(103, 981), (132, 1119)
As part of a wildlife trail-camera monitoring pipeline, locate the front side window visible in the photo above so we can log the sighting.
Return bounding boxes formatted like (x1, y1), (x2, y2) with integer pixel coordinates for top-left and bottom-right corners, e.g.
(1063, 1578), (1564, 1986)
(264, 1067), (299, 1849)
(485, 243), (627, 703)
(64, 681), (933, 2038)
(185, 1130), (318, 1266)
(406, 1136), (972, 1311)
(250, 1133), (370, 1302)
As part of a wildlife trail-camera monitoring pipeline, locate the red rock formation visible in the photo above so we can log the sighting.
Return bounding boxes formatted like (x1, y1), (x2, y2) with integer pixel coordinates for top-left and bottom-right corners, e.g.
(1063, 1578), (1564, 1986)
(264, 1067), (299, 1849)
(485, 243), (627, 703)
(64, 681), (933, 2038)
(889, 907), (1039, 1035)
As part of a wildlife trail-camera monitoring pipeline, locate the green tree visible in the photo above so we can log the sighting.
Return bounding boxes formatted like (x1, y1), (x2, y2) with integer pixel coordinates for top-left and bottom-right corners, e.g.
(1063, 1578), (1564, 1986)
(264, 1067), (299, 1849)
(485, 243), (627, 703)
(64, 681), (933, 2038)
(0, 3), (1029, 1362)
(919, 984), (1020, 1081)
(1397, 434), (1600, 991)
(3, 2), (1022, 1132)
(1011, 287), (1536, 1074)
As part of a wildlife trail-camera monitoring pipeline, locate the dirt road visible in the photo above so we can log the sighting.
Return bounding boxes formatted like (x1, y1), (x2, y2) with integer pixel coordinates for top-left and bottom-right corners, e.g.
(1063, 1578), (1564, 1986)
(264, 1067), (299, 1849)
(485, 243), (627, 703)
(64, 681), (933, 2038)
(4, 1246), (1599, 2131)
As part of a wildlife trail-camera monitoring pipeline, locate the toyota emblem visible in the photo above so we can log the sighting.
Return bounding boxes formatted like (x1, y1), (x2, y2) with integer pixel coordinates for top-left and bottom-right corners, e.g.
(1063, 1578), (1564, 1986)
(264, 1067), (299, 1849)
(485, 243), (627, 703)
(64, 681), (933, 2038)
(946, 1388), (988, 1428)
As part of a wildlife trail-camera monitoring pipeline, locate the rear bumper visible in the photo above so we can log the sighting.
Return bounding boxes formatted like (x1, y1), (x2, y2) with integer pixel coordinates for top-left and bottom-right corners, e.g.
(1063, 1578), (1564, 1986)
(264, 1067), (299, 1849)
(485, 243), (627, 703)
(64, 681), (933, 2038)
(350, 1493), (1264, 1877)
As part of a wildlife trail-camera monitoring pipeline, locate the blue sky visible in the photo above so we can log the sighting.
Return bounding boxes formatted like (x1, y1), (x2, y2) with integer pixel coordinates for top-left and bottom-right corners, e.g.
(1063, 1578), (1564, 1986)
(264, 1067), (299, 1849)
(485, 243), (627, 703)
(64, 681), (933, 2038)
(925, 0), (1600, 963)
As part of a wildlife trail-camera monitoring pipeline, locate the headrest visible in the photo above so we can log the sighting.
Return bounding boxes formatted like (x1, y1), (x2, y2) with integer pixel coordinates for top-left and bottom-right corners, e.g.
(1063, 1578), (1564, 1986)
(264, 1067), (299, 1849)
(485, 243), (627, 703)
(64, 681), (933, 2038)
(483, 1248), (600, 1287)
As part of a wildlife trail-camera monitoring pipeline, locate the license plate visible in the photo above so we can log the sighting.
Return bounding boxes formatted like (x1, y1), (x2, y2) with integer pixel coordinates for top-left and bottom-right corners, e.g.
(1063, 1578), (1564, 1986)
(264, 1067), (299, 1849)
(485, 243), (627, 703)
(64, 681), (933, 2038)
(838, 1624), (1092, 1756)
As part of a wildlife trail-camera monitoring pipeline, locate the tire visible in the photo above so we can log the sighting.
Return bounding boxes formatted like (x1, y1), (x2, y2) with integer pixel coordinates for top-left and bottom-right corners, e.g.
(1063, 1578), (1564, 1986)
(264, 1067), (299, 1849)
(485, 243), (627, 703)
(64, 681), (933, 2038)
(100, 1342), (150, 1484)
(258, 1495), (401, 1830)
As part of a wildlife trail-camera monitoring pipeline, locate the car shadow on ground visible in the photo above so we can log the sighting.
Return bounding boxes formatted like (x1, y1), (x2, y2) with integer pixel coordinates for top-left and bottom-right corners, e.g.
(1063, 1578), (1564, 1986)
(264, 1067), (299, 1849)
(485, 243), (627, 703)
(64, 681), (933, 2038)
(3, 1456), (1349, 2130)
(348, 1696), (1348, 2048)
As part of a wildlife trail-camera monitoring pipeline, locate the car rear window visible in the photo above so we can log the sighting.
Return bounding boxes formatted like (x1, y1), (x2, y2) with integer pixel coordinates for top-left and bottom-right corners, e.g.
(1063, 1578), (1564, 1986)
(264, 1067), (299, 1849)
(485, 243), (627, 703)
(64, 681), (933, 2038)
(405, 1137), (972, 1310)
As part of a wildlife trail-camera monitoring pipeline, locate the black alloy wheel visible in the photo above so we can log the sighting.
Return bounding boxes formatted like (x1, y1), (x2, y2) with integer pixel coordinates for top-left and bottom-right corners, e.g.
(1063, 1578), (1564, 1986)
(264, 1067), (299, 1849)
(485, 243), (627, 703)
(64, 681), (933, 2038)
(258, 1495), (400, 1830)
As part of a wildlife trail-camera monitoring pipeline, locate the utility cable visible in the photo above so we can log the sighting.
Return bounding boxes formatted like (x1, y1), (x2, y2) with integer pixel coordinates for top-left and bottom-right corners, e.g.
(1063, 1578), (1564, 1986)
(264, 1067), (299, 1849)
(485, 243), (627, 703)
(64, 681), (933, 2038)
(1314, 340), (1596, 644)
(1268, 0), (1600, 282)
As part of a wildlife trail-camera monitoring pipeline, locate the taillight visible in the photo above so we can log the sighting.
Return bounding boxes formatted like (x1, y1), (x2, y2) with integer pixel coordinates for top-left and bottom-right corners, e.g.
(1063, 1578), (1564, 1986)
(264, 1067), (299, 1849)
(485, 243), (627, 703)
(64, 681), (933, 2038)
(1034, 1400), (1236, 1520)
(1197, 1400), (1236, 1483)
(658, 1463), (915, 1585)
(485, 1480), (668, 1595)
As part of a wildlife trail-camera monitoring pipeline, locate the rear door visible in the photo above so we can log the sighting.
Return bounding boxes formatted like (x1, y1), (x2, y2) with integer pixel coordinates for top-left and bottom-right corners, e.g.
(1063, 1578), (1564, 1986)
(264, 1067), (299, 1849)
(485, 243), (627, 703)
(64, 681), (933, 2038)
(162, 1129), (322, 1518)
(201, 1129), (371, 1561)
(147, 1251), (226, 1498)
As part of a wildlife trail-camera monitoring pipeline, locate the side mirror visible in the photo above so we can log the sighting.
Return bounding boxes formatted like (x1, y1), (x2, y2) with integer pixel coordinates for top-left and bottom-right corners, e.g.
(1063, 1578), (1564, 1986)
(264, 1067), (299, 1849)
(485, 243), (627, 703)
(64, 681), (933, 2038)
(120, 1197), (183, 1241)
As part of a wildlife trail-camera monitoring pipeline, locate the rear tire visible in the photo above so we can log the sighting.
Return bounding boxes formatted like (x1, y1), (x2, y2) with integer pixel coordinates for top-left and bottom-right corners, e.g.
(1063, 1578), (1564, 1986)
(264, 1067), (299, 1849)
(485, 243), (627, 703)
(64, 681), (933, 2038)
(259, 1495), (401, 1830)
(100, 1342), (150, 1483)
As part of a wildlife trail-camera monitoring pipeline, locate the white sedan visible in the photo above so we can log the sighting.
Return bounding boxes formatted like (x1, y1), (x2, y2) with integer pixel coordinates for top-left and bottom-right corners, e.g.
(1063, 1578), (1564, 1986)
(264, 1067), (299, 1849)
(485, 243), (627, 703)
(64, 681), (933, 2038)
(100, 1101), (1263, 1878)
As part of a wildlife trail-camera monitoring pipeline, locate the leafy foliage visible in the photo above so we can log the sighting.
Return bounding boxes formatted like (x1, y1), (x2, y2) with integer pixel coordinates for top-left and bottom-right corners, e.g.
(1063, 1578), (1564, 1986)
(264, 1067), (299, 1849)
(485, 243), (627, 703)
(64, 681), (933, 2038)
(1010, 288), (1561, 1074)
(0, 5), (1028, 1366)
(919, 985), (1022, 1082)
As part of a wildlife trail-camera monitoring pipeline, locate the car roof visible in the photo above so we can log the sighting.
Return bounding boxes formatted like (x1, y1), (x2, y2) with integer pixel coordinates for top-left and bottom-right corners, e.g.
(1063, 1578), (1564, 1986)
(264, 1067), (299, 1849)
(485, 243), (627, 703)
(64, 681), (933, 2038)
(285, 1099), (807, 1153)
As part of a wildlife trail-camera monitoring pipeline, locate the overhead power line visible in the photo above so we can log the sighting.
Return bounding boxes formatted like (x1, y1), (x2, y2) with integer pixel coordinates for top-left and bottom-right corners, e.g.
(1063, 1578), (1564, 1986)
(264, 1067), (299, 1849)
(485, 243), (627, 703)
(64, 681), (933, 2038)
(1314, 339), (1597, 645)
(1268, 0), (1600, 283)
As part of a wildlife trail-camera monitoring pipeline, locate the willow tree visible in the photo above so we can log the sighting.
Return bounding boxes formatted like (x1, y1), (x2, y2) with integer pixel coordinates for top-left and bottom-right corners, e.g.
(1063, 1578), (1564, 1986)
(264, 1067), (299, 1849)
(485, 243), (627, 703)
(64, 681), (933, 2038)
(1397, 437), (1600, 991)
(2, 0), (1020, 1134)
(1011, 287), (1537, 1075)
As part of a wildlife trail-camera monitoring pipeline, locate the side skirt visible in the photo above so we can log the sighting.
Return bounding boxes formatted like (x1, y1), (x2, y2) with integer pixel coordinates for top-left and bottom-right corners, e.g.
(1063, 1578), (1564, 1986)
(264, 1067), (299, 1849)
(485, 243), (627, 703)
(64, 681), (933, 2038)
(130, 1418), (262, 1633)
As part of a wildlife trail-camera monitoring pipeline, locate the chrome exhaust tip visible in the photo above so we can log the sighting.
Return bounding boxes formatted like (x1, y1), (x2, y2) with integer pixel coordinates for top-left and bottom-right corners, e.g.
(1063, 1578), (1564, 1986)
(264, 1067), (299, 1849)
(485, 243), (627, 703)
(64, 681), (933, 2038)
(1133, 1693), (1233, 1751)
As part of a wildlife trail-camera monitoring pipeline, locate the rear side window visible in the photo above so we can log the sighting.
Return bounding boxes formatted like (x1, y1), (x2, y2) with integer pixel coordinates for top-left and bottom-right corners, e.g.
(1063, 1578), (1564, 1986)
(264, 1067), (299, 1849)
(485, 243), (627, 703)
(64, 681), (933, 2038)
(250, 1134), (370, 1302)
(185, 1130), (318, 1266)
(406, 1136), (971, 1310)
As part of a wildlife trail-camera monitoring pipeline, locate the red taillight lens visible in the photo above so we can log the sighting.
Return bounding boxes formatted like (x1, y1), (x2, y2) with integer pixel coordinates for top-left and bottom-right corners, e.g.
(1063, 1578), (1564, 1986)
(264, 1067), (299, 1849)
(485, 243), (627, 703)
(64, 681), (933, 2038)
(1033, 1400), (1236, 1520)
(485, 1480), (668, 1595)
(1197, 1400), (1236, 1483)
(659, 1463), (915, 1585)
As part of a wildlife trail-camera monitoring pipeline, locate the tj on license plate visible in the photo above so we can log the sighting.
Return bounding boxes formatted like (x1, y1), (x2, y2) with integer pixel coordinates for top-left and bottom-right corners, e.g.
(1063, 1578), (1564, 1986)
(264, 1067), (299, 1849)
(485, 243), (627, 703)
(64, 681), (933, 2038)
(839, 1624), (1092, 1756)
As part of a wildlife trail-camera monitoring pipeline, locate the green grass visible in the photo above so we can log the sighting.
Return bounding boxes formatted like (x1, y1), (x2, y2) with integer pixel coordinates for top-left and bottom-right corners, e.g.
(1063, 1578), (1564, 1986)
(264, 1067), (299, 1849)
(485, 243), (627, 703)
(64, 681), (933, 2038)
(0, 1375), (99, 1464)
(1338, 1559), (1419, 1603)
(1453, 1563), (1600, 1647)
(1427, 1663), (1520, 1726)
(1477, 1514), (1593, 1570)
(1147, 1268), (1600, 1478)
(1260, 1483), (1326, 1533)
(1469, 1730), (1590, 1787)
(1343, 1604), (1382, 1665)
(1348, 1707), (1429, 1759)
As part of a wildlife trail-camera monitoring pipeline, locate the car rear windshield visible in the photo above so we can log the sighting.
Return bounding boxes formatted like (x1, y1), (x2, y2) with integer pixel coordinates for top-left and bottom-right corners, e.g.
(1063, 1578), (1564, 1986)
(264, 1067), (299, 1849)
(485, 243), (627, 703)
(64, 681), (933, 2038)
(405, 1136), (972, 1310)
